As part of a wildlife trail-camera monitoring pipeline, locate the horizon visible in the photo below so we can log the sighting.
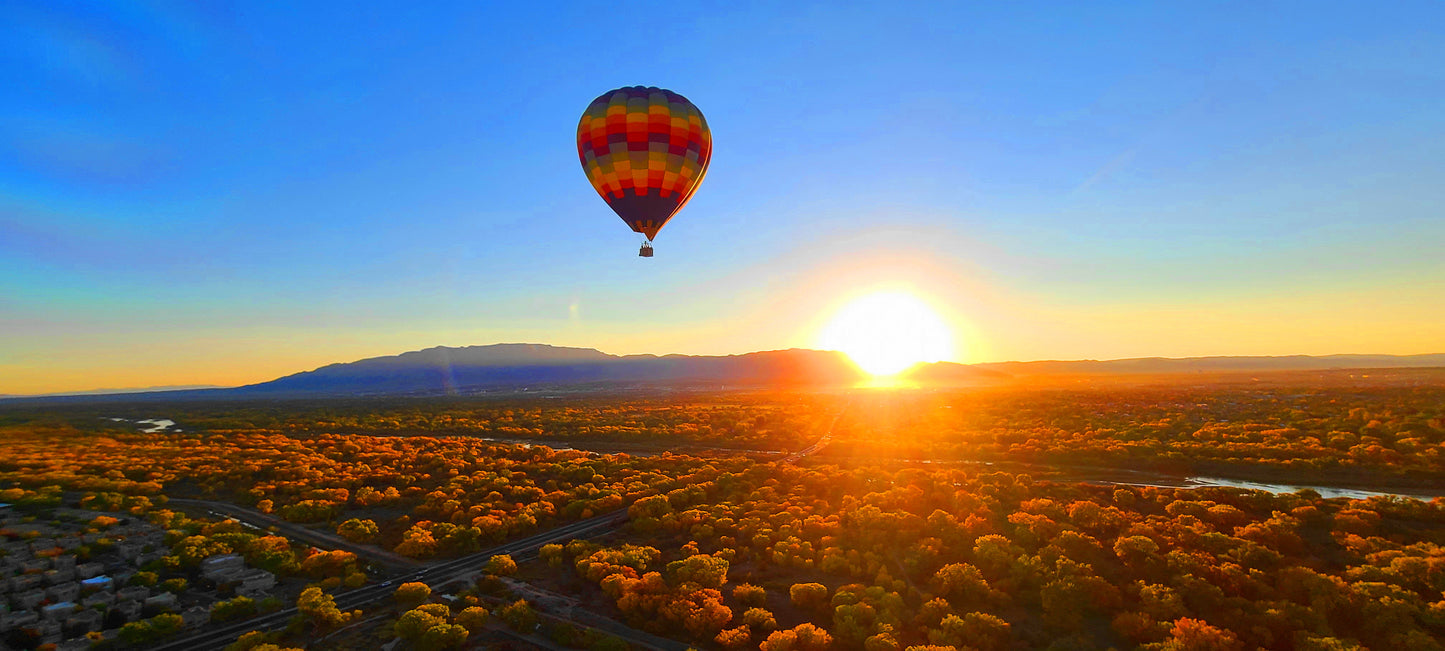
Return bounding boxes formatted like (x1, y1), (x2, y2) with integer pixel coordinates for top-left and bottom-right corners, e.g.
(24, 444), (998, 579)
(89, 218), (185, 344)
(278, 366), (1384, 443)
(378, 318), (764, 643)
(5, 341), (1444, 398)
(4, 2), (1444, 394)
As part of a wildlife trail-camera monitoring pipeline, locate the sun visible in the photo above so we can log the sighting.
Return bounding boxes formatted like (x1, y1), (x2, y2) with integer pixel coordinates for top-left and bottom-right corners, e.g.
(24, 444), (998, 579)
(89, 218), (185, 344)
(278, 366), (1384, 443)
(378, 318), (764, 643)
(816, 290), (955, 376)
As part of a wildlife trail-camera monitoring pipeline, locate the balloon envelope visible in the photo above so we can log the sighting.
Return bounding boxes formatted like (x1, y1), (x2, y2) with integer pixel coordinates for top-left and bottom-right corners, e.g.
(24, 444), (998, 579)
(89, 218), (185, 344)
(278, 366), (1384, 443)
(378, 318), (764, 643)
(577, 86), (711, 240)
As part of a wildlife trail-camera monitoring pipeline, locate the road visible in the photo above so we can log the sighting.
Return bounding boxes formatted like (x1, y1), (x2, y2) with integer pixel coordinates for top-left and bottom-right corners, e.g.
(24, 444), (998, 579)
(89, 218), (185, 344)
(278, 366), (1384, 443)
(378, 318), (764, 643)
(152, 405), (848, 651)
(167, 498), (420, 569)
(150, 509), (627, 651)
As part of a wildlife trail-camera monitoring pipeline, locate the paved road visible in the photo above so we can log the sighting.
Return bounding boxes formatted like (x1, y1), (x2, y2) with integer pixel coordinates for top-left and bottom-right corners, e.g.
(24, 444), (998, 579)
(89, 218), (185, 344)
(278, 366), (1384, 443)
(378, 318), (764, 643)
(150, 509), (627, 651)
(152, 406), (848, 651)
(167, 498), (421, 569)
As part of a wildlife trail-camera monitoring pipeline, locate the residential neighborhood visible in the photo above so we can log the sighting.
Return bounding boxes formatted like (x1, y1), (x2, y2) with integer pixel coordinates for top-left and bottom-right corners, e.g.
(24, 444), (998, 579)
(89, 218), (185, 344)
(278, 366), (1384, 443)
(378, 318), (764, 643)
(0, 503), (282, 649)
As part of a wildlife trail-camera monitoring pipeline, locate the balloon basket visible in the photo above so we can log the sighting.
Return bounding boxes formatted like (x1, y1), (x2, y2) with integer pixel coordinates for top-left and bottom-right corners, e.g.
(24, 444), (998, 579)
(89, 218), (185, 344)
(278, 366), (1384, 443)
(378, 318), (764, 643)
(639, 243), (654, 257)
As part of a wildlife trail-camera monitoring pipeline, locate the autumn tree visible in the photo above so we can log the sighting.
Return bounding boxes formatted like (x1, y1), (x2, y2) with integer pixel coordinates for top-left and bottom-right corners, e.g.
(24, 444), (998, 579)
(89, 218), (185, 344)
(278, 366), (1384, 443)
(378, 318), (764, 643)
(791, 582), (829, 610)
(733, 583), (767, 607)
(394, 582), (432, 607)
(486, 554), (518, 576)
(296, 586), (357, 630)
(455, 606), (490, 632)
(336, 518), (378, 543)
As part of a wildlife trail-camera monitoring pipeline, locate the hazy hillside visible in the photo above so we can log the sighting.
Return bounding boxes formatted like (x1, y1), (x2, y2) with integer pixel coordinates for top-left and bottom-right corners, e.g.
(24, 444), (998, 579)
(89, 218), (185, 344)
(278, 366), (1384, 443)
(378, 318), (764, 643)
(974, 353), (1445, 375)
(240, 344), (867, 395)
(6, 346), (1443, 402)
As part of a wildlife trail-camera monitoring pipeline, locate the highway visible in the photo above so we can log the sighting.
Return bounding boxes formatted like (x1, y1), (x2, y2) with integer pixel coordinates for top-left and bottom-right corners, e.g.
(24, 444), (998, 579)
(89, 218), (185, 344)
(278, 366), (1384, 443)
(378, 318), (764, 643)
(152, 404), (846, 650)
(166, 498), (420, 570)
(150, 509), (627, 651)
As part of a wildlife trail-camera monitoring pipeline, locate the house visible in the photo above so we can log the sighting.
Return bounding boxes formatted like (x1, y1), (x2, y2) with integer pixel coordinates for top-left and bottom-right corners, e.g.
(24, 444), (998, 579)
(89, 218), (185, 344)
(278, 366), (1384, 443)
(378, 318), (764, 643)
(115, 542), (143, 561)
(45, 568), (76, 585)
(20, 558), (49, 573)
(111, 600), (142, 622)
(181, 606), (210, 629)
(66, 608), (102, 634)
(109, 568), (136, 587)
(200, 554), (245, 581)
(75, 563), (104, 580)
(235, 568), (277, 594)
(41, 601), (77, 621)
(80, 576), (113, 592)
(15, 588), (46, 609)
(0, 609), (39, 633)
(46, 582), (80, 603)
(83, 591), (115, 608)
(35, 617), (62, 644)
(13, 574), (45, 591)
(143, 592), (178, 612)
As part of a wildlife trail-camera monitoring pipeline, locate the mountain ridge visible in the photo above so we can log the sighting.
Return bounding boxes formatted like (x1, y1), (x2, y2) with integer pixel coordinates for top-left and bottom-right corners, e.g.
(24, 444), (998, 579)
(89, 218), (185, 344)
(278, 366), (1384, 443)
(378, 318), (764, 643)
(4, 345), (1443, 401)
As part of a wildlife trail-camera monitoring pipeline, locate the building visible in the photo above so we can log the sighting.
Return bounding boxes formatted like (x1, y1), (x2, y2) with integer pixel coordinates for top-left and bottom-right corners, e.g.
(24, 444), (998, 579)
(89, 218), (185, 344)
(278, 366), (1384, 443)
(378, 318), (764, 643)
(45, 568), (77, 585)
(181, 606), (210, 629)
(79, 576), (113, 592)
(65, 608), (102, 634)
(200, 554), (245, 581)
(0, 609), (39, 633)
(14, 588), (46, 610)
(28, 539), (58, 554)
(82, 591), (115, 608)
(46, 582), (80, 603)
(234, 568), (277, 594)
(143, 592), (178, 612)
(75, 562), (105, 580)
(111, 599), (142, 622)
(41, 602), (76, 621)
(35, 618), (62, 644)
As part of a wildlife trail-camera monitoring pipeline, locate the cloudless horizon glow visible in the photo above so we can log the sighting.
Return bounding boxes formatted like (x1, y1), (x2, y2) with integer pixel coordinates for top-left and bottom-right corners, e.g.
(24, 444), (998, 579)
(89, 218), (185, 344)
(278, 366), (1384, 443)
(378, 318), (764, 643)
(3, 2), (1444, 394)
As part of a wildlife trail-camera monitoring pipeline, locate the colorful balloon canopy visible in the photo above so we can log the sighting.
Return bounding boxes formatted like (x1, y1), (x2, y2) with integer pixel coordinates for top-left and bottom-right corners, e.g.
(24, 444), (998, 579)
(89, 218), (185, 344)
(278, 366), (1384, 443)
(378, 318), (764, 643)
(577, 86), (711, 241)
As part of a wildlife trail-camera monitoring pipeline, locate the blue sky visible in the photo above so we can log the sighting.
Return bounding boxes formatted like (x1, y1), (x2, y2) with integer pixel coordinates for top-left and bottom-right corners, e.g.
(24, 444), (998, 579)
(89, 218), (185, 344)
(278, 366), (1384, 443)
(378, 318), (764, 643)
(3, 1), (1443, 393)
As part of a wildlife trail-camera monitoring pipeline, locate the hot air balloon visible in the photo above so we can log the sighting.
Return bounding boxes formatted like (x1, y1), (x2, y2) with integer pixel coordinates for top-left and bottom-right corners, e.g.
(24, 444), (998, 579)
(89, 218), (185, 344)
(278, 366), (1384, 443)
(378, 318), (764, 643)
(577, 86), (711, 257)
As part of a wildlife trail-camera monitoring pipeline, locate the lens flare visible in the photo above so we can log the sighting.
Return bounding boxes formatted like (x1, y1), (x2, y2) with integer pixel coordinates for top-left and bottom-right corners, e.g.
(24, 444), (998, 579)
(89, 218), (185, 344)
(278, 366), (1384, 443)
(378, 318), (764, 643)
(816, 290), (955, 376)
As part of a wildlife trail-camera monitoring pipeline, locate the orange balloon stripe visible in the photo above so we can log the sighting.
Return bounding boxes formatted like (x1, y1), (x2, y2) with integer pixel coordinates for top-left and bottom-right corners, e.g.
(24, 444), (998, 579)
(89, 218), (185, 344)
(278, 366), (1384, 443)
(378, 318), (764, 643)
(577, 86), (711, 239)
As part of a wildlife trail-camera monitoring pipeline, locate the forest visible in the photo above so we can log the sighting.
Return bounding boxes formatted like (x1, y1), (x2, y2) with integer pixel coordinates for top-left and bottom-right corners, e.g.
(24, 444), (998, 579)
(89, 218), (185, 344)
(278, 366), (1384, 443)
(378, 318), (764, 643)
(0, 369), (1442, 649)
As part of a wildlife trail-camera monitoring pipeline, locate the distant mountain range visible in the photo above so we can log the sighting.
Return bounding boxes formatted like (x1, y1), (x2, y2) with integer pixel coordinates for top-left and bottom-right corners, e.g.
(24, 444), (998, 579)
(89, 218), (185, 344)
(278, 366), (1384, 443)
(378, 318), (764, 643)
(972, 353), (1445, 376)
(241, 344), (877, 395)
(3, 345), (1443, 402)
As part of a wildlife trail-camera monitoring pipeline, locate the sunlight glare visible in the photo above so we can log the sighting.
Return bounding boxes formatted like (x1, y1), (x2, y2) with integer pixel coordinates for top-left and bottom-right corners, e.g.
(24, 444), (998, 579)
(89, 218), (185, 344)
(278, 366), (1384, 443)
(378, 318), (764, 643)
(816, 290), (955, 376)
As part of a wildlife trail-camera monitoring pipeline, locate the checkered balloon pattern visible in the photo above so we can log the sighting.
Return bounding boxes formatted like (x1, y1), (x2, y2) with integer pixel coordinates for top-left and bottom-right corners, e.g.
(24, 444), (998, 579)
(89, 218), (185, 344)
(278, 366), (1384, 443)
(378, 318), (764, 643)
(577, 86), (711, 240)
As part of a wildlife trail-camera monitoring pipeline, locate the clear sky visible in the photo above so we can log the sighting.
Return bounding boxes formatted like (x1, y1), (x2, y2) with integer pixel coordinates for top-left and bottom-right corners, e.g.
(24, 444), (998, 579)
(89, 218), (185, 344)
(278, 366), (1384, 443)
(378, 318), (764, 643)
(3, 1), (1443, 394)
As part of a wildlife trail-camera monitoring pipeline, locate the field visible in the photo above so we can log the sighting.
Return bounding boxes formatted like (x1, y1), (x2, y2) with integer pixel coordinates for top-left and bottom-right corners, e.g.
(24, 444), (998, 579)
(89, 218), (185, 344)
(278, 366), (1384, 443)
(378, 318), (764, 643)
(1, 369), (1443, 650)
